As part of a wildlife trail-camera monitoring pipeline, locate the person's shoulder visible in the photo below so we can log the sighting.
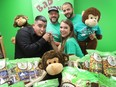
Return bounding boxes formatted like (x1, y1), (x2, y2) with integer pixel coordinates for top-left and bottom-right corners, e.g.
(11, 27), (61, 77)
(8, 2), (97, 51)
(75, 14), (82, 17)
(21, 26), (32, 31)
(17, 26), (33, 34)
(76, 14), (81, 16)
(65, 38), (77, 46)
(73, 14), (82, 22)
(67, 37), (76, 42)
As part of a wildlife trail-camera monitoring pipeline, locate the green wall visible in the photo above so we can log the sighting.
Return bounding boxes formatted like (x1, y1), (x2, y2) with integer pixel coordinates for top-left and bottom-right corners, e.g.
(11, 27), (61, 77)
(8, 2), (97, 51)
(0, 0), (116, 60)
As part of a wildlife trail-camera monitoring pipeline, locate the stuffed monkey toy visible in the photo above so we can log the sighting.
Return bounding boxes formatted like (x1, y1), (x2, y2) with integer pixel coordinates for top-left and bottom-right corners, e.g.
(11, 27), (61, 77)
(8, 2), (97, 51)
(11, 15), (30, 44)
(38, 50), (69, 87)
(78, 7), (102, 55)
(13, 15), (30, 28)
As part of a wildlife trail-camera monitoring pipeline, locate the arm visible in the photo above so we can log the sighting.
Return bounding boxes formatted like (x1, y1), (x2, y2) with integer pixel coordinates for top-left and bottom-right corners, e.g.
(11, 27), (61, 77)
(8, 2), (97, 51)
(95, 26), (102, 40)
(49, 33), (58, 52)
(16, 29), (48, 56)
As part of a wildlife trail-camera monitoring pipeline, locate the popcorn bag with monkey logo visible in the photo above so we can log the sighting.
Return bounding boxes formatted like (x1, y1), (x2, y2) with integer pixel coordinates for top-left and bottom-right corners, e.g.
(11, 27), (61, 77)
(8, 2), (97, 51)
(103, 55), (116, 77)
(15, 62), (30, 83)
(89, 53), (103, 73)
(0, 59), (9, 85)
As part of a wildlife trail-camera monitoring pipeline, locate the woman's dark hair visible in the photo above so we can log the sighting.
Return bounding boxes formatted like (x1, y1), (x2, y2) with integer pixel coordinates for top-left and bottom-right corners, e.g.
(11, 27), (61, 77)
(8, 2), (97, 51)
(60, 19), (76, 52)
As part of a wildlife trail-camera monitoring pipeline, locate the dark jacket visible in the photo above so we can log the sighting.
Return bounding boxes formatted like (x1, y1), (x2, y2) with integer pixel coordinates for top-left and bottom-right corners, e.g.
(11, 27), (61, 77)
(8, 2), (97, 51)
(15, 26), (52, 59)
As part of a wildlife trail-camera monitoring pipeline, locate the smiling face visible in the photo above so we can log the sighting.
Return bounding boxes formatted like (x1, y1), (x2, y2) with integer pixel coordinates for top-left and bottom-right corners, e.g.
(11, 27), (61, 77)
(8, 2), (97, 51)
(62, 4), (73, 19)
(60, 21), (71, 38)
(33, 20), (47, 36)
(49, 11), (59, 24)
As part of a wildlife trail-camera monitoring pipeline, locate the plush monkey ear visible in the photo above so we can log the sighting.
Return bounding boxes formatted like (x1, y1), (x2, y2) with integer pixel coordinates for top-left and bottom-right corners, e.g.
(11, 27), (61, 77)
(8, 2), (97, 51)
(24, 16), (28, 20)
(63, 53), (69, 62)
(82, 10), (85, 16)
(38, 60), (43, 69)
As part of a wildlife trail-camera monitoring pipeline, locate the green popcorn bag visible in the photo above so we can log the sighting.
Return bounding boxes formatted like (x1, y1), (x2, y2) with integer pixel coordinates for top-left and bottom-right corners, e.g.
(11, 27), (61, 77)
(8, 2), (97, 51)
(62, 66), (99, 87)
(68, 55), (81, 68)
(112, 50), (116, 56)
(62, 66), (116, 87)
(79, 54), (90, 71)
(33, 78), (59, 87)
(0, 83), (9, 87)
(10, 81), (25, 87)
(0, 59), (9, 85)
(87, 49), (100, 55)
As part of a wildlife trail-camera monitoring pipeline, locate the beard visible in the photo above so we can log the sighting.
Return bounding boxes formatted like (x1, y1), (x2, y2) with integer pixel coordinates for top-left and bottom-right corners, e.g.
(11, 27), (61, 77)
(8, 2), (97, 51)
(65, 12), (73, 19)
(50, 17), (58, 24)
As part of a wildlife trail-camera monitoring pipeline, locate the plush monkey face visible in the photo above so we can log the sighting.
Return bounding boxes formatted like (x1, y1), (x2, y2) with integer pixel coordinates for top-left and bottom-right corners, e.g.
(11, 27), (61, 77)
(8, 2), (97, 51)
(82, 7), (101, 27)
(15, 17), (27, 27)
(38, 50), (69, 75)
(85, 14), (98, 27)
(13, 15), (29, 28)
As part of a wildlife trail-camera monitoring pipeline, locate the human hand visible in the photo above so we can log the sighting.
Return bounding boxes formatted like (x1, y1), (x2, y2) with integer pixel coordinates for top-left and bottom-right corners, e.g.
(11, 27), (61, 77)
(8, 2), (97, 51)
(54, 42), (60, 46)
(11, 37), (15, 44)
(58, 43), (61, 51)
(43, 33), (51, 42)
(49, 33), (54, 43)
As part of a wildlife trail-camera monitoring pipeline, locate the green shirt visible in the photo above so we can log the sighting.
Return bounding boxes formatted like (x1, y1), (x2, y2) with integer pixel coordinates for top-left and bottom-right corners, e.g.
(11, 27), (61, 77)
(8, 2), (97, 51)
(70, 14), (82, 32)
(46, 21), (61, 42)
(64, 37), (84, 58)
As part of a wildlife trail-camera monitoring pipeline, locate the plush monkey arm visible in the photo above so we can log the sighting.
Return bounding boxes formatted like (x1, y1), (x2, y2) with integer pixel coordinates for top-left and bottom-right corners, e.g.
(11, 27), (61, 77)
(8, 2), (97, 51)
(96, 34), (102, 40)
(25, 71), (46, 87)
(89, 33), (96, 40)
(95, 26), (102, 40)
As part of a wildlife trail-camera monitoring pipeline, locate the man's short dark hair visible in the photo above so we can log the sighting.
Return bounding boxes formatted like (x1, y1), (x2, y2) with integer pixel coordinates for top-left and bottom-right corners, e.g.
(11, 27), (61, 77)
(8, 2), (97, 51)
(35, 15), (47, 22)
(62, 2), (73, 8)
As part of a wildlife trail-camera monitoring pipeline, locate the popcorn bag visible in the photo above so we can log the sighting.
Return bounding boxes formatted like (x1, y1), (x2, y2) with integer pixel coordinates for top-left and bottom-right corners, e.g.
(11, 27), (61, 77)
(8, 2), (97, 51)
(89, 53), (103, 73)
(61, 67), (99, 87)
(0, 59), (9, 85)
(82, 60), (90, 71)
(15, 62), (30, 83)
(68, 60), (84, 69)
(103, 55), (116, 77)
(68, 55), (82, 68)
(28, 61), (44, 81)
(33, 78), (59, 87)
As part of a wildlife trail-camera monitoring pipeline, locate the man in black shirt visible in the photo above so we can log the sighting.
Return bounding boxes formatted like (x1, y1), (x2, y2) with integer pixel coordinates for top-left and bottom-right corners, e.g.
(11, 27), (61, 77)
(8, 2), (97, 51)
(15, 15), (53, 59)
